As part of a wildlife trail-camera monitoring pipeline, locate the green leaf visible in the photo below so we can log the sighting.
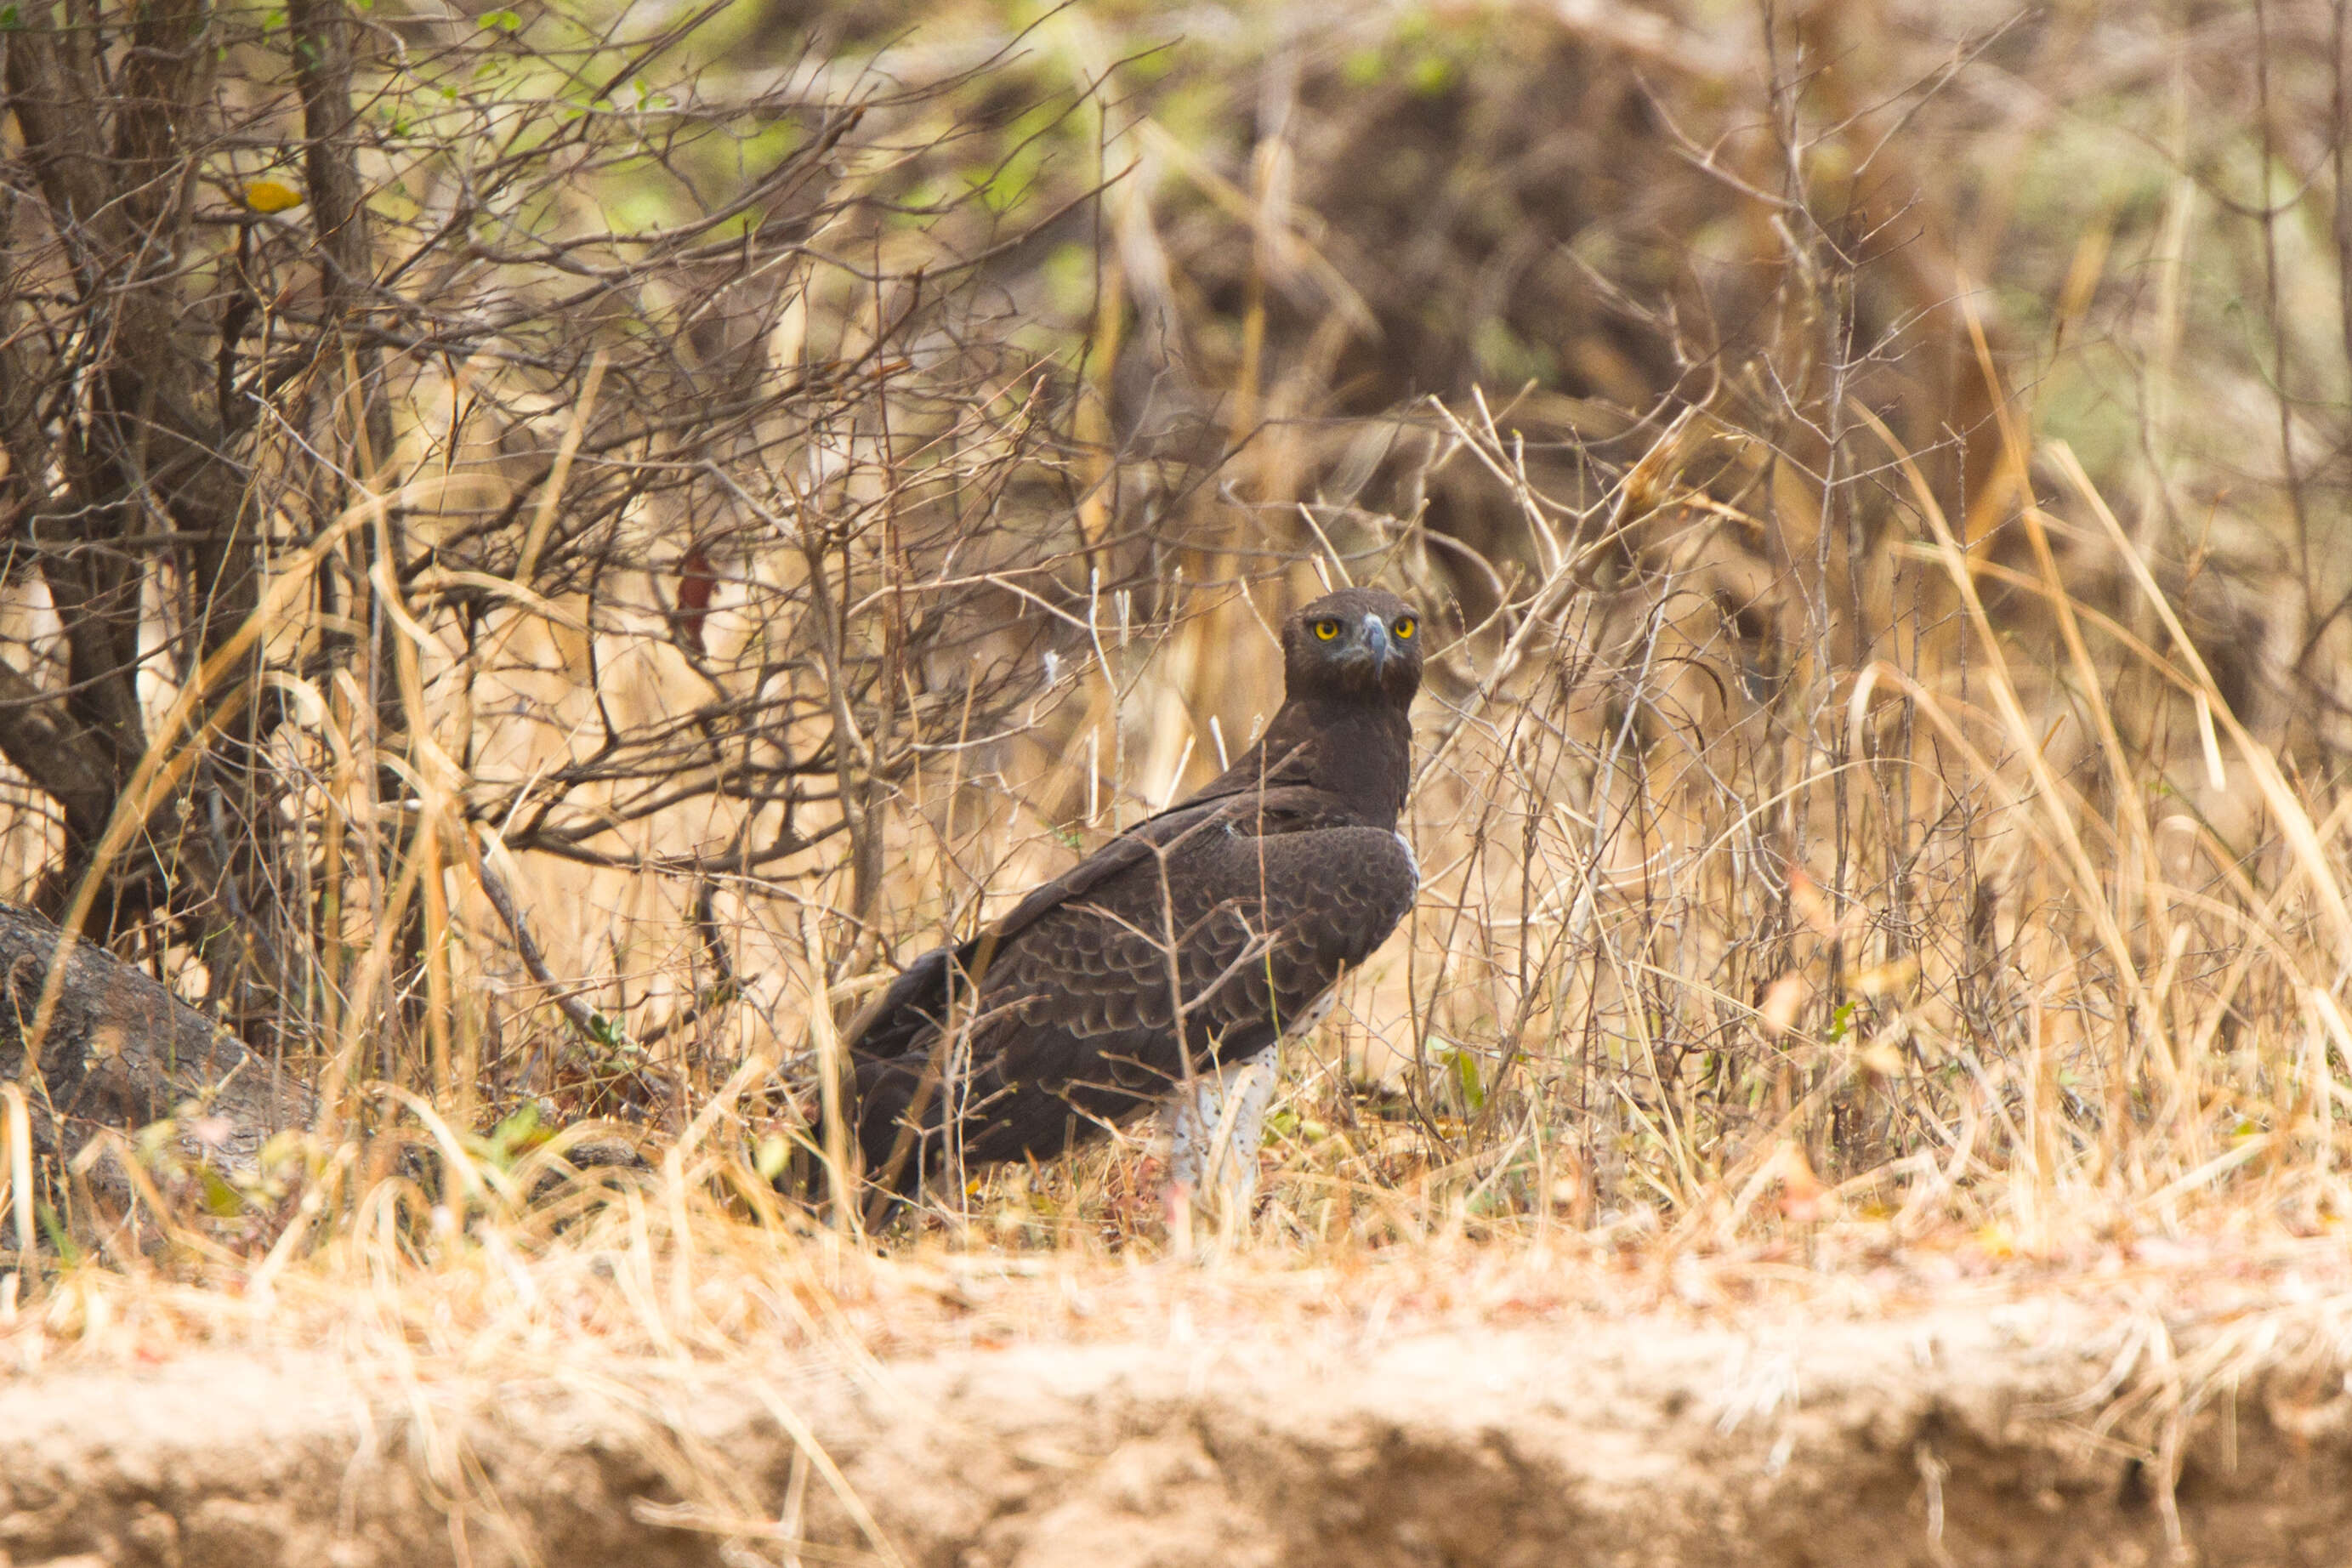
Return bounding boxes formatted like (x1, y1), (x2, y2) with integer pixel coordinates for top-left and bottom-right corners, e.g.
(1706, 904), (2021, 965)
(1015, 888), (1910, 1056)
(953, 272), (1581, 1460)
(1408, 53), (1458, 97)
(1442, 1044), (1486, 1114)
(486, 1103), (545, 1164)
(198, 1168), (246, 1219)
(753, 1133), (791, 1184)
(38, 1203), (82, 1264)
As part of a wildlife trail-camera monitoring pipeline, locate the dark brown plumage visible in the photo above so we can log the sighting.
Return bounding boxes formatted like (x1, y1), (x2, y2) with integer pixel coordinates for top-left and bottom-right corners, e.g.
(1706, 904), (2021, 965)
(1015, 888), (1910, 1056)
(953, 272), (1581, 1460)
(846, 587), (1424, 1207)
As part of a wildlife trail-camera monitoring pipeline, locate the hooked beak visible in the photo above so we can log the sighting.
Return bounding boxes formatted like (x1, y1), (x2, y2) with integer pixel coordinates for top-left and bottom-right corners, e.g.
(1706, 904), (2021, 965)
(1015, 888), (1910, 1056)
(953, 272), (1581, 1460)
(1354, 611), (1393, 670)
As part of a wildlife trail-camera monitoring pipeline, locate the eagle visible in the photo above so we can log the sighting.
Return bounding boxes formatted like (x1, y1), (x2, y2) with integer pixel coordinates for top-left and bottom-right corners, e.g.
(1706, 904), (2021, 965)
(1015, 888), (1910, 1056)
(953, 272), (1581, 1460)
(844, 586), (1423, 1226)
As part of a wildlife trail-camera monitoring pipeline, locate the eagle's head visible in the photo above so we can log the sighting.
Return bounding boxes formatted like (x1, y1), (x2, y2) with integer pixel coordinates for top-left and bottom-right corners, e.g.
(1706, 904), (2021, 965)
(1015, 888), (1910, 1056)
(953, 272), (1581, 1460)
(1283, 587), (1423, 707)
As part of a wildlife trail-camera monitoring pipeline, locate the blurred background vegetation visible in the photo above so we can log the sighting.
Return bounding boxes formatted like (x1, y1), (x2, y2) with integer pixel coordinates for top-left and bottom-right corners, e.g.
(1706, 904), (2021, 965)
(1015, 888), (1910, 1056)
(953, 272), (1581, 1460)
(7, 0), (2352, 1253)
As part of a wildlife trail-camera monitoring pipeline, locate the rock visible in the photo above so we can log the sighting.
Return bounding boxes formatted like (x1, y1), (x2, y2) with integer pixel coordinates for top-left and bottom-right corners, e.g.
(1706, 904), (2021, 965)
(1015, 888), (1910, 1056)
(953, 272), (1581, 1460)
(0, 903), (315, 1196)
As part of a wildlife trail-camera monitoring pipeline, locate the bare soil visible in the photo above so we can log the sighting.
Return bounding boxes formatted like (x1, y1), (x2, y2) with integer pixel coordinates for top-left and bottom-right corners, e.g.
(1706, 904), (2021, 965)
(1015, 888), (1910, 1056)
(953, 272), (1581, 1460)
(7, 1287), (2351, 1568)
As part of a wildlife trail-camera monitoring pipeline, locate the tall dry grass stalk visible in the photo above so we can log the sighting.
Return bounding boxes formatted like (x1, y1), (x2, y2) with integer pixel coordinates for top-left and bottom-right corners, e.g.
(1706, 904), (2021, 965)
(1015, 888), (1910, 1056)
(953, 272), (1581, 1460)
(1, 0), (2351, 1300)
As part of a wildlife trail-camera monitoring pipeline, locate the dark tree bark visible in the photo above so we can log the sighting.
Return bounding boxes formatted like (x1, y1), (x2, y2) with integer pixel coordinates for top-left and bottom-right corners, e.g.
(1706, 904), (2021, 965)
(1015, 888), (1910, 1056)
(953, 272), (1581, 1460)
(2, 2), (260, 938)
(0, 0), (1061, 1124)
(0, 901), (315, 1190)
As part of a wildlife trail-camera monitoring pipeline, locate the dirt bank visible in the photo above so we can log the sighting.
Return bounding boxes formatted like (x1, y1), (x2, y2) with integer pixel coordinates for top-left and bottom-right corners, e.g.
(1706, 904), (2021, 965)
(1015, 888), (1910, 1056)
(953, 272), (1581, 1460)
(6, 1291), (2350, 1568)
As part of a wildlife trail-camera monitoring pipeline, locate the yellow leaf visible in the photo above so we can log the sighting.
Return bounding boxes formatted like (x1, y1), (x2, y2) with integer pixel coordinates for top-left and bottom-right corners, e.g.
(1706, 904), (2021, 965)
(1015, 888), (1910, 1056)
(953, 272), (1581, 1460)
(242, 179), (303, 213)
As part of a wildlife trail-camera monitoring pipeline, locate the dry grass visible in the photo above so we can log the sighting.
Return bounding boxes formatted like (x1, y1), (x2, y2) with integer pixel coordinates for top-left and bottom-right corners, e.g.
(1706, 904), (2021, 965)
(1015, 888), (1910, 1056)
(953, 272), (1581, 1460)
(3, 0), (2352, 1428)
(13, 1130), (2352, 1568)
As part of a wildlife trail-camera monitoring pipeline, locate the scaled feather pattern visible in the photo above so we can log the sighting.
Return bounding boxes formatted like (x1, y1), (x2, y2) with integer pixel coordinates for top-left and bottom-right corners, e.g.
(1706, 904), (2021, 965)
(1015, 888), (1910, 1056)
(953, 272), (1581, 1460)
(847, 587), (1425, 1205)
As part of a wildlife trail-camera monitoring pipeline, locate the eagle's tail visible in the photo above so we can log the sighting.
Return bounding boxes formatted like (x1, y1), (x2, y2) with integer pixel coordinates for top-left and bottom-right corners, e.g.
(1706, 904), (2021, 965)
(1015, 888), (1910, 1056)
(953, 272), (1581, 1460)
(772, 1053), (938, 1227)
(850, 1051), (940, 1201)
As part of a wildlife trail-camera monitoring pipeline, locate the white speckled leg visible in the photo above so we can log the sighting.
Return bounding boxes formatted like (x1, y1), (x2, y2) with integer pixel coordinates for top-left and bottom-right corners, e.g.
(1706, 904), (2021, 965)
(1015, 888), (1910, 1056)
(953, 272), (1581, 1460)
(1166, 1046), (1279, 1225)
(1161, 988), (1338, 1239)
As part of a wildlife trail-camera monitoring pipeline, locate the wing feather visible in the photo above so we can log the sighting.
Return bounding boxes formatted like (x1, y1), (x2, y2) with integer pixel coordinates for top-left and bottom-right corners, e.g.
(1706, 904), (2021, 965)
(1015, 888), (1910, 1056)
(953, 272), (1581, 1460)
(851, 806), (1416, 1191)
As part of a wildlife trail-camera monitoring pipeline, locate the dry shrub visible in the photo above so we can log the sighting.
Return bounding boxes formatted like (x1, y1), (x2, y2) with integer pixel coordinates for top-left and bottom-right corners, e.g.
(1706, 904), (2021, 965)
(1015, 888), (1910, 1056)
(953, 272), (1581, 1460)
(3, 0), (2351, 1281)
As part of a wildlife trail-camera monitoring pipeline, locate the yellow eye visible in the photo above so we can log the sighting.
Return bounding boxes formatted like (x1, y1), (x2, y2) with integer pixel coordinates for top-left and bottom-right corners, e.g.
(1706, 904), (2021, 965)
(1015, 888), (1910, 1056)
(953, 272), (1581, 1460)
(1313, 618), (1341, 641)
(1393, 616), (1416, 640)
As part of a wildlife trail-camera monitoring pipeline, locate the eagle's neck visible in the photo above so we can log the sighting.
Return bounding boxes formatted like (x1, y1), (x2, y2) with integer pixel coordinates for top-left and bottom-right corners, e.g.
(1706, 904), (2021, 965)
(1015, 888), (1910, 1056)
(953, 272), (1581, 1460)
(1213, 696), (1412, 828)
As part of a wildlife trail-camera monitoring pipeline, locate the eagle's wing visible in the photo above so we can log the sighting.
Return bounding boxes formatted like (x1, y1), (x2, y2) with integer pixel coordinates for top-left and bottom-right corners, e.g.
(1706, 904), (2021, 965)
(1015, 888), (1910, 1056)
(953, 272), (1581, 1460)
(844, 772), (1330, 1063)
(842, 788), (1250, 1063)
(852, 792), (1416, 1190)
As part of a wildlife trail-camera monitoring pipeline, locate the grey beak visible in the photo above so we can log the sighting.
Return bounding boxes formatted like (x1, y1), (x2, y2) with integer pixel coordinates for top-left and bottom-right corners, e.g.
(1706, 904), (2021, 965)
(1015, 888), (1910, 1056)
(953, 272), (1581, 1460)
(1360, 612), (1392, 666)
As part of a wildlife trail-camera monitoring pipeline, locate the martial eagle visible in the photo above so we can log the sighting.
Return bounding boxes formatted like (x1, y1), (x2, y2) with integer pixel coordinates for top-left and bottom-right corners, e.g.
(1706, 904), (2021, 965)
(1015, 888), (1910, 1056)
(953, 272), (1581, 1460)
(845, 587), (1423, 1224)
